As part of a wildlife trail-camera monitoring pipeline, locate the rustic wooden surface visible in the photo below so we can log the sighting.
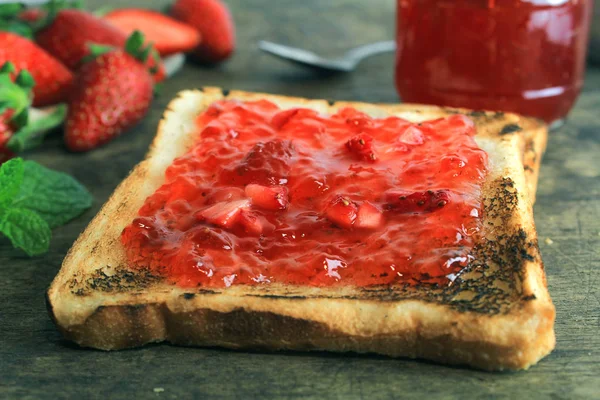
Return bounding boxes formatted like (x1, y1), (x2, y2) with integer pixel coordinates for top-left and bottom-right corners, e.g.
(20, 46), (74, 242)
(1, 0), (599, 398)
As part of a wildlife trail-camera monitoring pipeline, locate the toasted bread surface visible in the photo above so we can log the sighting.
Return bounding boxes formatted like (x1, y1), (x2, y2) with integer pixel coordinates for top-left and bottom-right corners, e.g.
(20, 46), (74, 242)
(47, 88), (554, 371)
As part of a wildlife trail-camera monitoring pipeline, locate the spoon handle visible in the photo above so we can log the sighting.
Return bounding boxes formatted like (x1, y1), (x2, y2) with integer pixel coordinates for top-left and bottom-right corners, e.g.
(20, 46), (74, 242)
(344, 40), (397, 63)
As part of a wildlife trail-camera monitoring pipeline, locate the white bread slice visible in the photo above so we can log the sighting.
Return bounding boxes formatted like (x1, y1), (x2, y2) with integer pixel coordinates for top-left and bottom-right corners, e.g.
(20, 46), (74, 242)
(47, 88), (553, 371)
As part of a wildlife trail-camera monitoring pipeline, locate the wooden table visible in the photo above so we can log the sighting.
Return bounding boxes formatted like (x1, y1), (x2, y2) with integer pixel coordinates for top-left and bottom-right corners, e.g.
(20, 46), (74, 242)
(2, 0), (599, 398)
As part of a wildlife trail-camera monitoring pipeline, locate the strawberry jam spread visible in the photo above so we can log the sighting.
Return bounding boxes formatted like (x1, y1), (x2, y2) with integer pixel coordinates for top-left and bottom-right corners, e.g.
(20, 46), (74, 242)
(121, 100), (489, 288)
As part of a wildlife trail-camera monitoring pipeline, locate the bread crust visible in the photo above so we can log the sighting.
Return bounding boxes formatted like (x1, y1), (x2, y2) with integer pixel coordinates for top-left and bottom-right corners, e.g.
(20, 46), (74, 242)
(47, 88), (554, 371)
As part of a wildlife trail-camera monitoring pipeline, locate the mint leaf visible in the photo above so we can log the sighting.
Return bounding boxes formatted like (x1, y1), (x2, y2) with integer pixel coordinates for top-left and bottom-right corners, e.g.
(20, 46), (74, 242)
(0, 207), (51, 256)
(0, 158), (24, 207)
(12, 161), (93, 228)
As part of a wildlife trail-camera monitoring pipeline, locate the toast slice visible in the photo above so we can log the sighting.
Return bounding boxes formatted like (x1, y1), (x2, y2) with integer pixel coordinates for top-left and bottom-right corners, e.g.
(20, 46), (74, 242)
(47, 88), (554, 371)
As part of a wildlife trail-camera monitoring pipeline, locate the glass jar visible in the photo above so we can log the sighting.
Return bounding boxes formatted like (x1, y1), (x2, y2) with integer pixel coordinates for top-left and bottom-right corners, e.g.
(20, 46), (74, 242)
(395, 0), (594, 125)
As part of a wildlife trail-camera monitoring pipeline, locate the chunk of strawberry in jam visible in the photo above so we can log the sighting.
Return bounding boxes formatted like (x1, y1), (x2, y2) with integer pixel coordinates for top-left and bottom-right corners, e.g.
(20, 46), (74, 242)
(346, 133), (377, 162)
(398, 125), (425, 145)
(197, 199), (251, 228)
(355, 202), (384, 229)
(189, 226), (233, 250)
(206, 187), (246, 204)
(325, 195), (358, 228)
(385, 190), (450, 213)
(239, 210), (263, 235)
(245, 184), (289, 210)
(221, 139), (295, 186)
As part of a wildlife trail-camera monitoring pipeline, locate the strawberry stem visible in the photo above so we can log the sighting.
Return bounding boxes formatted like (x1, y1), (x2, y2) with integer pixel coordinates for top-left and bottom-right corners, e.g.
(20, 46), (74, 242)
(0, 62), (15, 74)
(125, 30), (145, 55)
(0, 4), (25, 18)
(0, 62), (34, 130)
(7, 104), (67, 152)
(124, 31), (160, 65)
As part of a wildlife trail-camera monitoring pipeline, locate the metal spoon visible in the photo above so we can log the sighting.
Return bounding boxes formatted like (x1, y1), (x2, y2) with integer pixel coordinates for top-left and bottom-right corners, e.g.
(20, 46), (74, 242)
(258, 40), (396, 73)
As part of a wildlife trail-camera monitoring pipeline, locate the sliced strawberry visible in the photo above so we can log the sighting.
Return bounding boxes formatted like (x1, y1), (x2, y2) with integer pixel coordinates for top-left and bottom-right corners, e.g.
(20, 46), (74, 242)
(104, 9), (202, 56)
(346, 133), (377, 162)
(325, 195), (358, 229)
(355, 202), (384, 229)
(197, 199), (251, 228)
(245, 184), (289, 211)
(239, 210), (263, 235)
(385, 190), (451, 213)
(170, 0), (235, 64)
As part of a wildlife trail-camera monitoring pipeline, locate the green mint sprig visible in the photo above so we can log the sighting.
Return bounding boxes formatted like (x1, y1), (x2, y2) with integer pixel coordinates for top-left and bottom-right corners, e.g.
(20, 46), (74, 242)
(0, 157), (93, 256)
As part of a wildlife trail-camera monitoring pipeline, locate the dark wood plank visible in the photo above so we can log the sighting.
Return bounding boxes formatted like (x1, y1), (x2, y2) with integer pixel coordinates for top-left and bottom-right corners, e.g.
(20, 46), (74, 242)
(1, 0), (599, 398)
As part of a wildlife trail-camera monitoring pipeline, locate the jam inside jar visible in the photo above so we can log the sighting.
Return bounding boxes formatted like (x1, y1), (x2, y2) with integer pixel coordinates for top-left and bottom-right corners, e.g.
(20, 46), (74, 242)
(395, 0), (594, 125)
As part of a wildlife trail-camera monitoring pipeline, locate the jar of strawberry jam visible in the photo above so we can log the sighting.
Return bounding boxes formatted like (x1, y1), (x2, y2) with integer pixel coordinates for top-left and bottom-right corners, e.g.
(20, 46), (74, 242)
(395, 0), (594, 125)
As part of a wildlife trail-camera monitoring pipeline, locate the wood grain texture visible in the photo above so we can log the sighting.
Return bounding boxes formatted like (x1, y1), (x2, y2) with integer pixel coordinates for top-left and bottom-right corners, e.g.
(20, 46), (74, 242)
(0, 0), (598, 398)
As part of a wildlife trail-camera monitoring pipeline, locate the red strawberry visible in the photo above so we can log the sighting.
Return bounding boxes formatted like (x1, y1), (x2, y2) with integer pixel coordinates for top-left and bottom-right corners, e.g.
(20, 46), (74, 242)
(0, 110), (17, 160)
(325, 195), (358, 229)
(0, 62), (65, 162)
(197, 199), (251, 228)
(245, 184), (289, 211)
(145, 52), (166, 83)
(104, 9), (202, 56)
(18, 8), (46, 23)
(0, 109), (15, 137)
(64, 33), (155, 152)
(346, 133), (377, 162)
(170, 0), (235, 63)
(0, 32), (73, 107)
(355, 202), (384, 229)
(385, 190), (451, 213)
(35, 9), (127, 70)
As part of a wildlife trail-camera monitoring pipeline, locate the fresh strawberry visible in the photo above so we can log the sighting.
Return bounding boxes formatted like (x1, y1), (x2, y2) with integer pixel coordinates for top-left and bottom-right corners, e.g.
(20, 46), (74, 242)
(239, 210), (263, 235)
(35, 9), (127, 70)
(346, 133), (377, 162)
(0, 110), (16, 152)
(385, 190), (451, 213)
(0, 62), (66, 163)
(104, 9), (201, 56)
(355, 202), (384, 229)
(245, 184), (289, 211)
(325, 195), (358, 229)
(18, 8), (46, 23)
(145, 52), (166, 83)
(64, 32), (155, 152)
(170, 0), (235, 63)
(197, 199), (251, 228)
(0, 32), (73, 107)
